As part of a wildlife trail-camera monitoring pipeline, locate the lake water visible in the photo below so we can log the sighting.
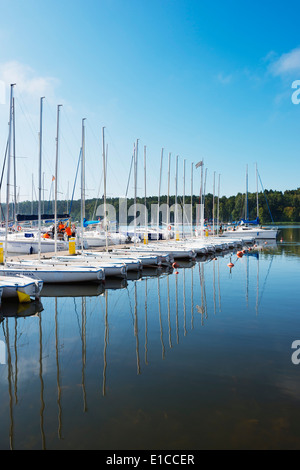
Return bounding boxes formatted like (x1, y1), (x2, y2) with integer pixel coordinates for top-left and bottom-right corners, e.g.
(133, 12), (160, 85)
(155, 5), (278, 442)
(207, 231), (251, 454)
(1, 226), (300, 450)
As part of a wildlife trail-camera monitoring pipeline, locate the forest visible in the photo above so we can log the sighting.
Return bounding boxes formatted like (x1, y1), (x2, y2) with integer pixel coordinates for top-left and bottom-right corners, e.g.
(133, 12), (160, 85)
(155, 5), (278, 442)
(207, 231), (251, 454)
(11, 187), (300, 225)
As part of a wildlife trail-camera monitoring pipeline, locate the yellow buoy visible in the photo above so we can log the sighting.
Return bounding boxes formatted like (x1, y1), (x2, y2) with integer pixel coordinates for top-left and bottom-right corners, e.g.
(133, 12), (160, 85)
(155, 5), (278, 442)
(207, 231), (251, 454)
(69, 237), (76, 255)
(17, 291), (31, 303)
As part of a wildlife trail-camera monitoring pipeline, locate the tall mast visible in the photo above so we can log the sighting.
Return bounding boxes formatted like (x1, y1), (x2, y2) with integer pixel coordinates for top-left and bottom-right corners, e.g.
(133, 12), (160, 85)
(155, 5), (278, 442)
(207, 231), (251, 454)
(190, 162), (193, 238)
(144, 145), (147, 240)
(54, 104), (62, 255)
(201, 163), (204, 239)
(81, 118), (86, 252)
(167, 152), (171, 235)
(4, 83), (15, 264)
(213, 171), (215, 236)
(12, 97), (17, 227)
(175, 155), (178, 240)
(157, 148), (163, 239)
(217, 173), (220, 236)
(102, 126), (108, 251)
(38, 97), (44, 260)
(195, 160), (204, 238)
(245, 164), (248, 220)
(256, 162), (259, 219)
(133, 141), (137, 244)
(182, 158), (185, 238)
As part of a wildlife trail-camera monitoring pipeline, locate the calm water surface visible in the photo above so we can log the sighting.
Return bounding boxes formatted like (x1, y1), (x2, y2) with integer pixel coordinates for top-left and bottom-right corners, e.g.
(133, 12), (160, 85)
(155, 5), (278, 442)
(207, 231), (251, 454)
(1, 226), (300, 450)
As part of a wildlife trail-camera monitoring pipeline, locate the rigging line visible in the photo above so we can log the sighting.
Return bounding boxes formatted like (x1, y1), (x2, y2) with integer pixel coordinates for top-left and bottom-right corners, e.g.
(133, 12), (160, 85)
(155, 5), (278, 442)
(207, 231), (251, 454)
(125, 154), (134, 198)
(42, 99), (62, 172)
(61, 107), (81, 150)
(257, 171), (274, 223)
(126, 284), (135, 325)
(105, 127), (136, 175)
(91, 172), (104, 220)
(82, 120), (105, 195)
(258, 255), (274, 306)
(43, 100), (69, 197)
(0, 136), (9, 190)
(73, 297), (84, 341)
(86, 120), (102, 152)
(106, 156), (125, 197)
(69, 148), (82, 216)
(14, 95), (39, 145)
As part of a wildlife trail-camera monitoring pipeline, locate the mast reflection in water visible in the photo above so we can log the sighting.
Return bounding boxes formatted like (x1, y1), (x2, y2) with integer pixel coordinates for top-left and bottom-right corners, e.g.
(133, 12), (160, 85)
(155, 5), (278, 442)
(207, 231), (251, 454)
(1, 229), (300, 450)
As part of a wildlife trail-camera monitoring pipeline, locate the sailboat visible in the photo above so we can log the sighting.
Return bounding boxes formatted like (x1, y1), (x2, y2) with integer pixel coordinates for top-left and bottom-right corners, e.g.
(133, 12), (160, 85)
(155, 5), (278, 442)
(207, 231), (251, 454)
(221, 164), (278, 240)
(75, 126), (128, 249)
(0, 85), (43, 301)
(0, 96), (68, 254)
(1, 99), (105, 284)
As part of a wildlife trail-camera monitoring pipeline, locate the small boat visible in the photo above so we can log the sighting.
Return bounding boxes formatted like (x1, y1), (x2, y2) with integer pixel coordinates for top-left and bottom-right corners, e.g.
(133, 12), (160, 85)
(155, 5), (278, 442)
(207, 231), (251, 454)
(45, 257), (128, 278)
(0, 274), (43, 302)
(221, 224), (278, 239)
(1, 262), (105, 284)
(127, 243), (196, 260)
(0, 230), (68, 254)
(110, 250), (162, 267)
(54, 252), (141, 272)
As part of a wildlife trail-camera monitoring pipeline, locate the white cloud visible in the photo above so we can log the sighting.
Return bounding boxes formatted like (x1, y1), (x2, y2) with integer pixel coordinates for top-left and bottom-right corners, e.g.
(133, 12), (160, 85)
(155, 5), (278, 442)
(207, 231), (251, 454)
(216, 72), (233, 85)
(0, 61), (59, 102)
(268, 47), (300, 76)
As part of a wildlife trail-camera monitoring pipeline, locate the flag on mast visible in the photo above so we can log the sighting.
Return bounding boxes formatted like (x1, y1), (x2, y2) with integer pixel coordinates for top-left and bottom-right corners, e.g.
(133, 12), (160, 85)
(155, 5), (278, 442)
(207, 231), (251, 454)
(195, 160), (203, 169)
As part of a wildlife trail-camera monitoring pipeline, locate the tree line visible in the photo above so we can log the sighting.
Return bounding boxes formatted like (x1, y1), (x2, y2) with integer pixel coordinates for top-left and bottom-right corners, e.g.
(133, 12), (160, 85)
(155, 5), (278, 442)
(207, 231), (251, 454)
(10, 187), (300, 224)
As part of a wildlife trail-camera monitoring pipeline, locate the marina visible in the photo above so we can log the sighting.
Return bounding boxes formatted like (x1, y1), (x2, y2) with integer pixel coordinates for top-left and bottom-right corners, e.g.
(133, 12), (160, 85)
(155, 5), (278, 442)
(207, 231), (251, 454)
(1, 0), (300, 453)
(0, 226), (299, 450)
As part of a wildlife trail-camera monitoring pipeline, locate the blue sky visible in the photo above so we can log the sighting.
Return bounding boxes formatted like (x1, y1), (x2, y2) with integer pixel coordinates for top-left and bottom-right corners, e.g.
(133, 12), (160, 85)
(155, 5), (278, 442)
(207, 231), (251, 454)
(0, 0), (300, 205)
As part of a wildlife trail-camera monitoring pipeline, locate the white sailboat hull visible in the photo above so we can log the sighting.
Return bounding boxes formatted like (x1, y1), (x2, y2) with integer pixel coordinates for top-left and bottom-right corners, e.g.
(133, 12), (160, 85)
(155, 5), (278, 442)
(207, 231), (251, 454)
(73, 252), (143, 271)
(0, 235), (68, 254)
(0, 274), (43, 301)
(221, 227), (278, 239)
(132, 244), (196, 259)
(1, 263), (104, 284)
(50, 257), (128, 277)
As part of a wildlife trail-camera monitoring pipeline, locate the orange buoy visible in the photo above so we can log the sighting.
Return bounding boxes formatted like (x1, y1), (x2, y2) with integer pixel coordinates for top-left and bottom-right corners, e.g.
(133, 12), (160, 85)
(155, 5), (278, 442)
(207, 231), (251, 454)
(175, 271), (179, 274)
(227, 262), (234, 268)
(237, 251), (243, 258)
(172, 262), (178, 268)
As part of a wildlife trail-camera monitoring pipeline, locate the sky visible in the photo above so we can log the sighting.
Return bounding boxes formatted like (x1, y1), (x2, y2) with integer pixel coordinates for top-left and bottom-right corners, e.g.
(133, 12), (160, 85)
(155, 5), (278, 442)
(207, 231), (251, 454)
(0, 0), (300, 206)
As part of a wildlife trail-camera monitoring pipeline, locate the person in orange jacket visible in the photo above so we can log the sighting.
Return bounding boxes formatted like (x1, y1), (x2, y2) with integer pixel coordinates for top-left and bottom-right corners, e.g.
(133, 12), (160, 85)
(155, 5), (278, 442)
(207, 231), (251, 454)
(65, 225), (72, 239)
(58, 221), (65, 232)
